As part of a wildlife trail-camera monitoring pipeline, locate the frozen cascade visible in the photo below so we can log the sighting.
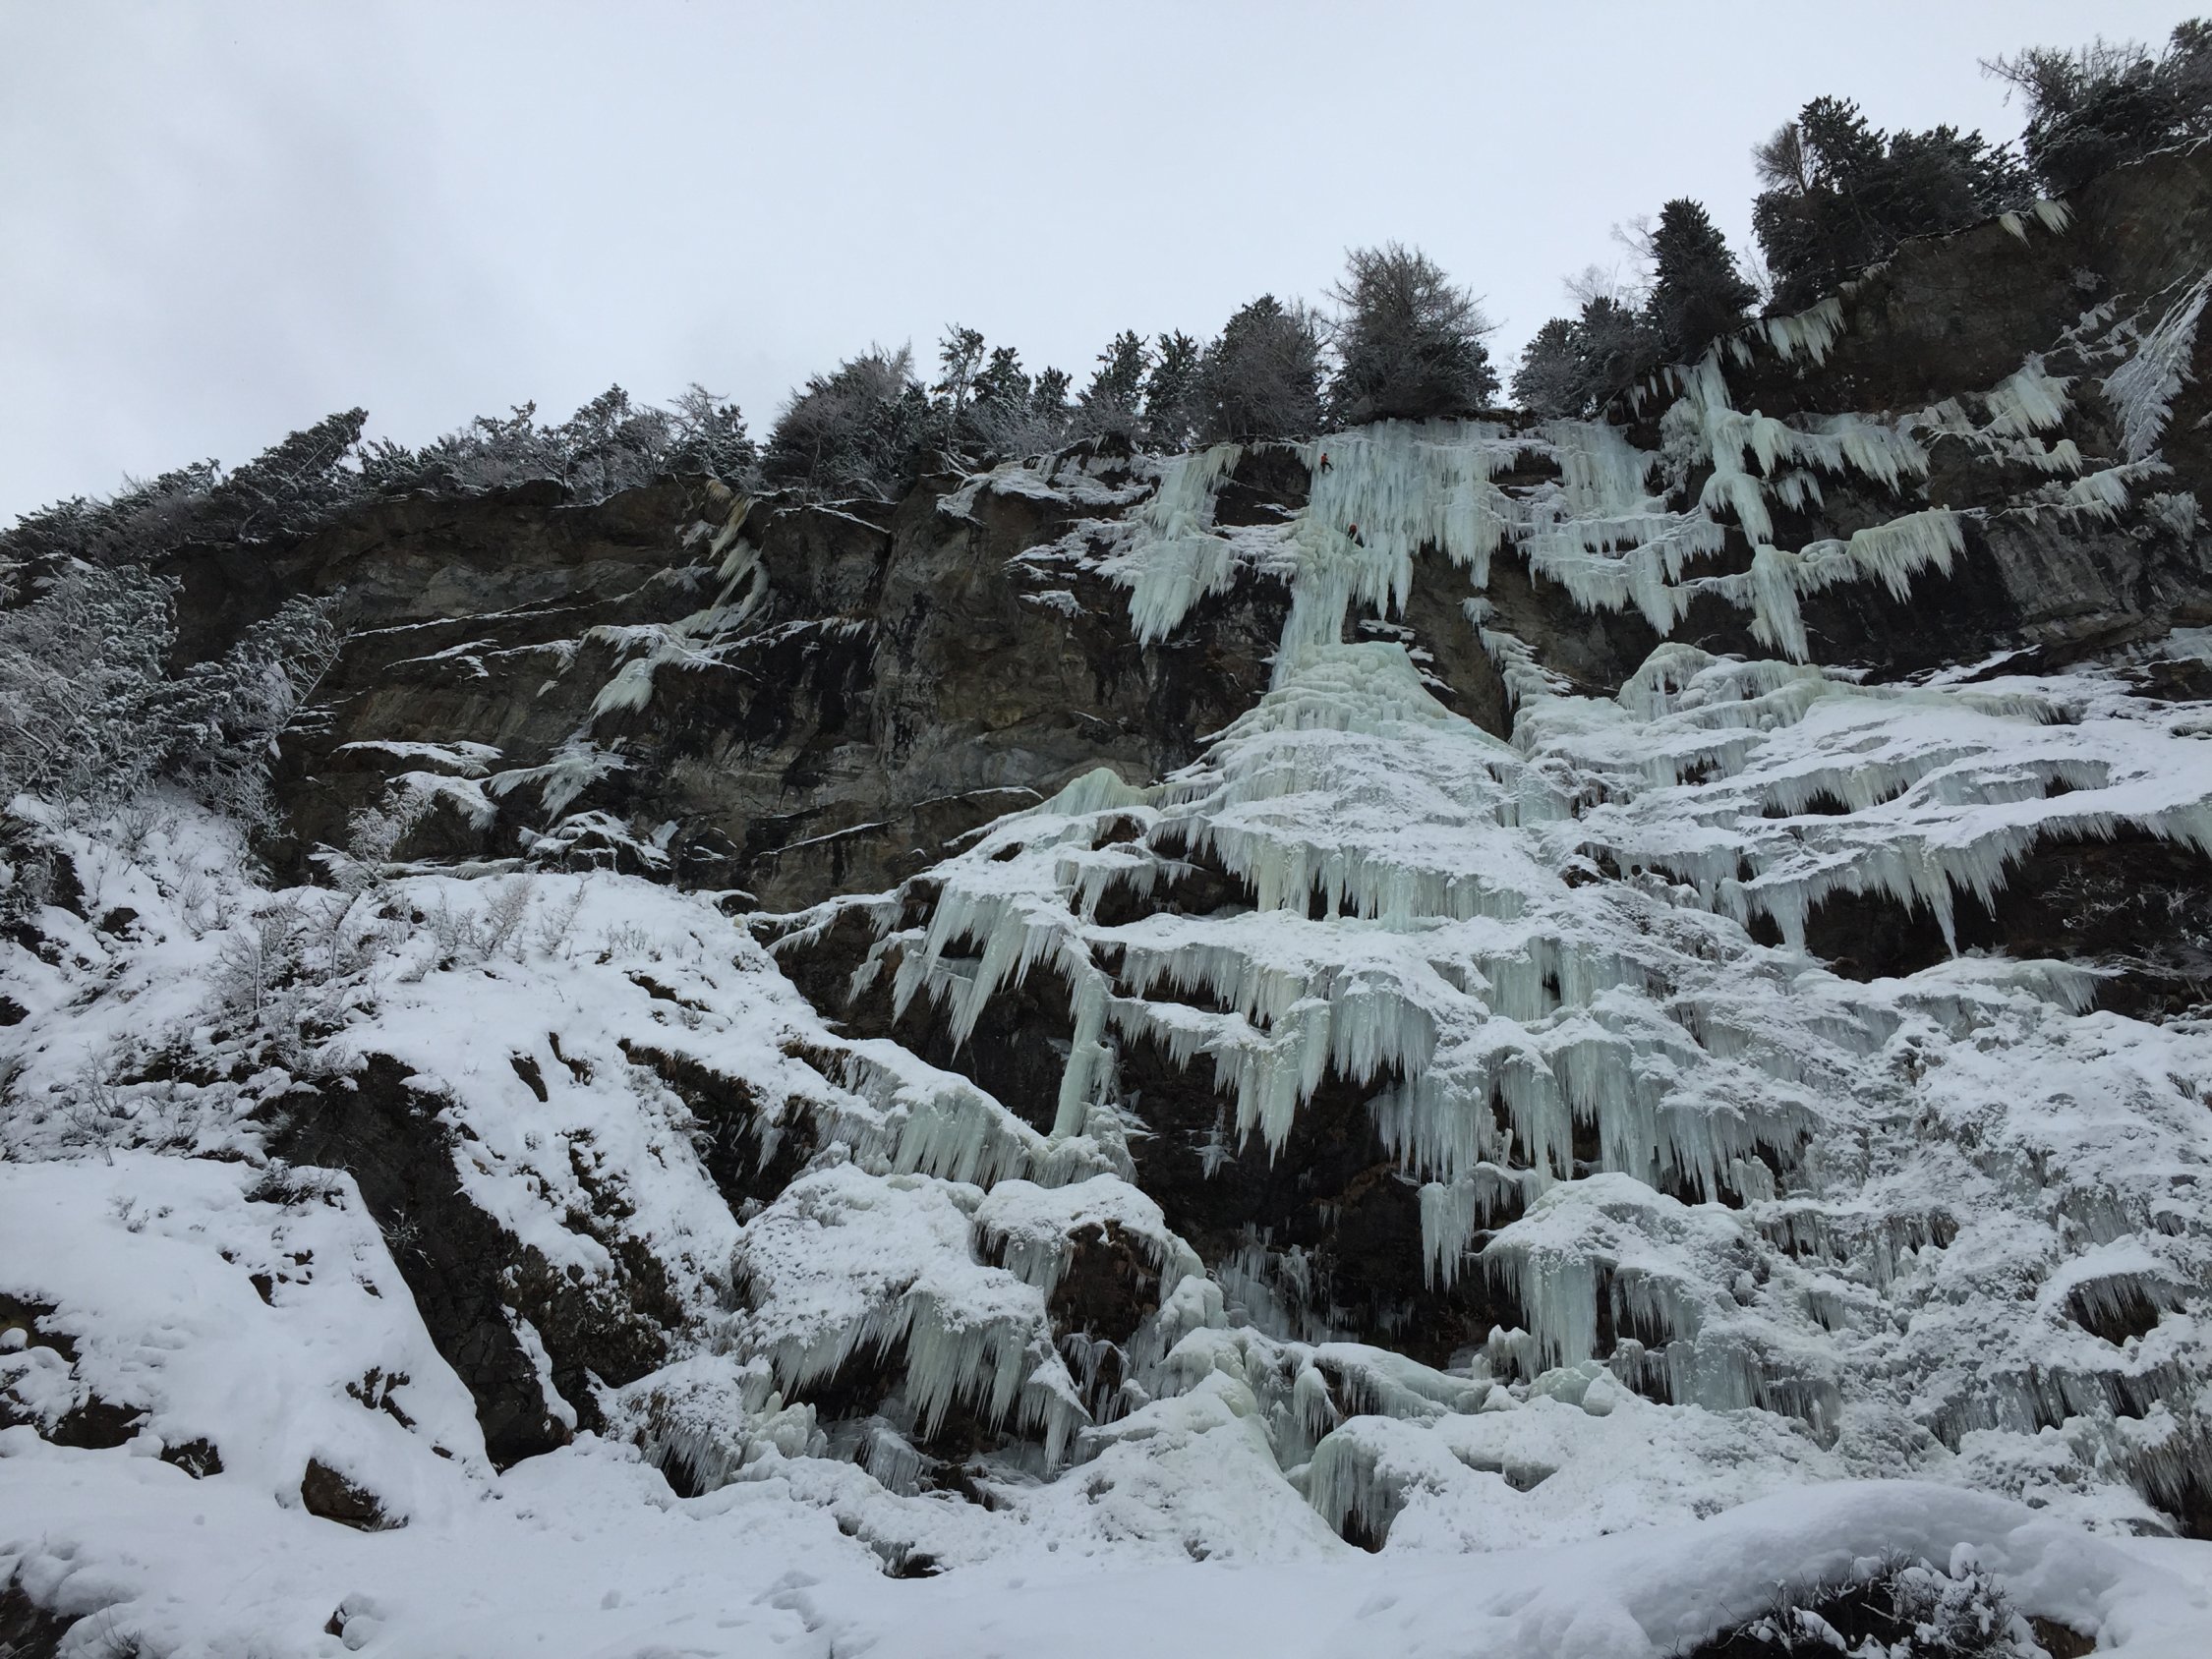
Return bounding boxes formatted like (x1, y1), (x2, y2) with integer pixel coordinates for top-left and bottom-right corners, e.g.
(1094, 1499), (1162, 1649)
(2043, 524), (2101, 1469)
(796, 322), (2212, 1540)
(1096, 444), (1249, 644)
(2104, 269), (2212, 462)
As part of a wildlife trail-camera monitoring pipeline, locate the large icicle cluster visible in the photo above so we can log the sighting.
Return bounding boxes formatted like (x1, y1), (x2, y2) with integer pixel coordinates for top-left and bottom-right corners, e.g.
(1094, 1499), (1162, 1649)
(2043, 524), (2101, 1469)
(822, 331), (2212, 1540)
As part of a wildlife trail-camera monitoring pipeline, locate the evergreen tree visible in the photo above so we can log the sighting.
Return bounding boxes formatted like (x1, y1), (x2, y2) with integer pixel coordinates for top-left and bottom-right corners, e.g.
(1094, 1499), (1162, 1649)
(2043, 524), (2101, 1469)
(1987, 21), (2212, 195)
(931, 324), (988, 449)
(1076, 330), (1152, 438)
(1509, 296), (1659, 419)
(1029, 367), (1073, 423)
(551, 387), (673, 501)
(1752, 96), (2029, 311)
(1141, 330), (1201, 450)
(962, 346), (1077, 458)
(208, 408), (371, 539)
(1647, 199), (1756, 361)
(1511, 317), (1586, 418)
(1193, 295), (1324, 443)
(971, 346), (1031, 417)
(1328, 244), (1498, 425)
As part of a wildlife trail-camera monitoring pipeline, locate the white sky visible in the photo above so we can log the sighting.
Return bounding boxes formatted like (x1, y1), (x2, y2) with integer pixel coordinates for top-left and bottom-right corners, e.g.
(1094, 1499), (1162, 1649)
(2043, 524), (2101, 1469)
(3, 0), (2204, 522)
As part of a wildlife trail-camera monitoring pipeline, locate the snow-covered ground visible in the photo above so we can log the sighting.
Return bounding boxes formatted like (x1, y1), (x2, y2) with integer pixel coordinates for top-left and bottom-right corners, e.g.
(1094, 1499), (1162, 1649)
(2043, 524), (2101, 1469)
(8, 1430), (2212, 1654)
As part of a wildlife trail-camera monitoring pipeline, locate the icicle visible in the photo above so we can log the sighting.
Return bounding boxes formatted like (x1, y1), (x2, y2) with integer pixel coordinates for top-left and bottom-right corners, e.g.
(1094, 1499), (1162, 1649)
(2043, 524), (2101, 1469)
(1760, 297), (1846, 365)
(2105, 271), (2212, 461)
(1105, 444), (1248, 643)
(1984, 356), (2072, 436)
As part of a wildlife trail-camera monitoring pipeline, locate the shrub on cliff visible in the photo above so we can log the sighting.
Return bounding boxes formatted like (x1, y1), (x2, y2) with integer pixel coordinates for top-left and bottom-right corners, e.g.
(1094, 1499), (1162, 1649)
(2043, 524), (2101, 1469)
(1988, 21), (2212, 196)
(1327, 244), (1499, 425)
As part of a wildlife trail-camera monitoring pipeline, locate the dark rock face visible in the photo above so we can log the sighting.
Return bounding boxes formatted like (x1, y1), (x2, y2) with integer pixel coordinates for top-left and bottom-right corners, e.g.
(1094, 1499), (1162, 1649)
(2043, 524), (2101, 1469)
(171, 447), (1286, 911)
(1804, 829), (2212, 1012)
(0, 1577), (72, 1659)
(0, 1292), (142, 1451)
(618, 1042), (818, 1214)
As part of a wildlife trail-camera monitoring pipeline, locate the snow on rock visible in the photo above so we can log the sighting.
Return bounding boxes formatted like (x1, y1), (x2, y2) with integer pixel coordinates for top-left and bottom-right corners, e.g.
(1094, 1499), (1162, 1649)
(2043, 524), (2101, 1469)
(0, 1154), (486, 1522)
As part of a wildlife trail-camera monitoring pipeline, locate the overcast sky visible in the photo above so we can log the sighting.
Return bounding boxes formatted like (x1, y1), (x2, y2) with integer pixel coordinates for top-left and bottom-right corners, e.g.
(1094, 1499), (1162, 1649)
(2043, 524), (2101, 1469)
(4, 0), (2205, 522)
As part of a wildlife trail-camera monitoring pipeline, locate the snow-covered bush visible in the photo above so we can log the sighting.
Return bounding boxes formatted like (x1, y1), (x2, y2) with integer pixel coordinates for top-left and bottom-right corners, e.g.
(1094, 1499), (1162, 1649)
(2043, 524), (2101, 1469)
(1327, 243), (1499, 425)
(1682, 1553), (2054, 1657)
(761, 345), (931, 499)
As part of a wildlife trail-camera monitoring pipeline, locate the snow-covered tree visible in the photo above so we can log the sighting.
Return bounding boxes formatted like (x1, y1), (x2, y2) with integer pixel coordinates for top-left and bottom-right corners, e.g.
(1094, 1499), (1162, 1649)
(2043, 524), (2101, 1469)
(971, 345), (1031, 419)
(0, 562), (336, 819)
(552, 387), (673, 502)
(1193, 295), (1323, 443)
(1, 409), (375, 567)
(953, 345), (1075, 459)
(761, 346), (930, 500)
(1074, 330), (1152, 440)
(207, 409), (372, 541)
(151, 594), (341, 826)
(1327, 244), (1498, 425)
(664, 385), (757, 486)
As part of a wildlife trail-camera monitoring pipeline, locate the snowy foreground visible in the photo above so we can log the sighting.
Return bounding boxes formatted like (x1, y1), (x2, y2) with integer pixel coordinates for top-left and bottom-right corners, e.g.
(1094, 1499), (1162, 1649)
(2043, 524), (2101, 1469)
(12, 365), (2212, 1645)
(8, 1440), (2212, 1656)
